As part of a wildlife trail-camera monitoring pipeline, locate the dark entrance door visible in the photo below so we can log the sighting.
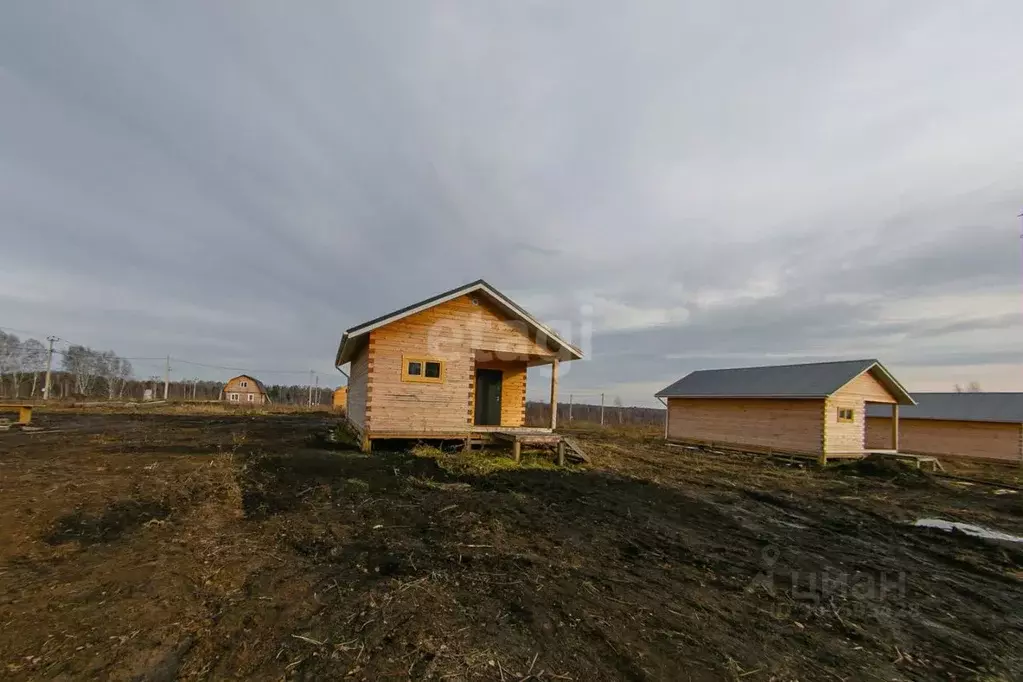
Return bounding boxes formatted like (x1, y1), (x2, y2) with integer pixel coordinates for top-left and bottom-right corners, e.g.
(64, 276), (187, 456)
(474, 369), (503, 426)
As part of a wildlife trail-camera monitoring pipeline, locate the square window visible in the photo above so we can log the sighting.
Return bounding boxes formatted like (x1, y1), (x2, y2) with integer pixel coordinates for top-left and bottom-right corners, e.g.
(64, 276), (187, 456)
(241, 381), (248, 388)
(837, 407), (854, 423)
(407, 361), (422, 376)
(424, 361), (441, 378)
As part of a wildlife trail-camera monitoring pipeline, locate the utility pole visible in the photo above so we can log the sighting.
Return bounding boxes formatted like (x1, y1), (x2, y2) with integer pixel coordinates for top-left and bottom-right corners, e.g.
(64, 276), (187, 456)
(42, 336), (58, 400)
(308, 370), (314, 406)
(163, 356), (170, 400)
(193, 378), (199, 400)
(600, 393), (605, 426)
(569, 394), (573, 422)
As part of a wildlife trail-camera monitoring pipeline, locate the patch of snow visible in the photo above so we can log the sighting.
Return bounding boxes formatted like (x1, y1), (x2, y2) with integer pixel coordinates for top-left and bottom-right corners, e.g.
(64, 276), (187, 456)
(914, 518), (1023, 543)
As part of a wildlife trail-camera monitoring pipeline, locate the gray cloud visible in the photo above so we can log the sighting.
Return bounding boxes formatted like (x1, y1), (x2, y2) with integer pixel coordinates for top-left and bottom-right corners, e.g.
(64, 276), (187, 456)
(1, 1), (1021, 403)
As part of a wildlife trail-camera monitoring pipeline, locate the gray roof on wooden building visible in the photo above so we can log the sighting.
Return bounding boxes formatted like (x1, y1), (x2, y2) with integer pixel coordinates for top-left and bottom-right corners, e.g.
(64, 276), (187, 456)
(866, 393), (1023, 424)
(655, 359), (915, 404)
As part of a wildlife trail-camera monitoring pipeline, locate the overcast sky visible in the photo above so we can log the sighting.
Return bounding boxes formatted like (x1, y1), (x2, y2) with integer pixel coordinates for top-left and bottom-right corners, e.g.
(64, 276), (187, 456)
(2, 2), (1021, 405)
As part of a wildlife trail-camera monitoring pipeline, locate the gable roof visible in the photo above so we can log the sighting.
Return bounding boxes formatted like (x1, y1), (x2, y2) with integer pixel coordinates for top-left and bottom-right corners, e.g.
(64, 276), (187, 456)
(866, 392), (1023, 423)
(655, 359), (915, 404)
(335, 279), (583, 366)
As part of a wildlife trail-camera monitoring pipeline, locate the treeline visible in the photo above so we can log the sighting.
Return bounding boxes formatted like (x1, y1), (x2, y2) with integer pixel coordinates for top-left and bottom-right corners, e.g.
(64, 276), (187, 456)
(0, 331), (336, 404)
(31, 375), (335, 405)
(0, 331), (49, 398)
(526, 400), (664, 426)
(0, 332), (139, 400)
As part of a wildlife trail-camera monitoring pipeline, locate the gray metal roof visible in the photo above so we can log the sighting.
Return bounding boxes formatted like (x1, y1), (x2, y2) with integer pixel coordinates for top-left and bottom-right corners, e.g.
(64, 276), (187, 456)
(866, 393), (1023, 423)
(656, 359), (914, 404)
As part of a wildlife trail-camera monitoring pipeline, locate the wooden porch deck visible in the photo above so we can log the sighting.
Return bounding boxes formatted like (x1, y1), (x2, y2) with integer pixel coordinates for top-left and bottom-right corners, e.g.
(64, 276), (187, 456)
(356, 425), (587, 465)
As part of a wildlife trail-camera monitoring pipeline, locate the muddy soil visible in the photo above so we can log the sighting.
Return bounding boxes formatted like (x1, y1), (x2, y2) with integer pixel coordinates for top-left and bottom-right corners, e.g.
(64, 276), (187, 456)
(1, 412), (1021, 681)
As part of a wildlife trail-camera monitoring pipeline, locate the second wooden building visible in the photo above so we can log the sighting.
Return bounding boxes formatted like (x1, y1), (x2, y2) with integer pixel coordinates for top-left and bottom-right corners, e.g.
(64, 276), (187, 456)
(656, 359), (915, 463)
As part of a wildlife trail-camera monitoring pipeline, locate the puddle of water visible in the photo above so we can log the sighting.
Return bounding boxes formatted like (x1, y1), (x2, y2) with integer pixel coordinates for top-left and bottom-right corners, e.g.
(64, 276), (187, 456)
(914, 518), (1023, 543)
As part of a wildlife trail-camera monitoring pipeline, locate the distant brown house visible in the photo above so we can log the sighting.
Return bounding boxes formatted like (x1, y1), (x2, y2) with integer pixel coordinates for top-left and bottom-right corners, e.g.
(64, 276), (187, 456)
(867, 393), (1023, 463)
(656, 359), (915, 464)
(334, 279), (583, 451)
(222, 375), (270, 405)
(332, 386), (348, 410)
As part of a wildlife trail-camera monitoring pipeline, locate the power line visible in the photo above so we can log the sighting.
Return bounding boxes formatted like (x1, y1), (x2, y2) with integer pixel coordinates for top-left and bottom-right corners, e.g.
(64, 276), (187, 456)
(0, 325), (56, 338)
(172, 358), (317, 374)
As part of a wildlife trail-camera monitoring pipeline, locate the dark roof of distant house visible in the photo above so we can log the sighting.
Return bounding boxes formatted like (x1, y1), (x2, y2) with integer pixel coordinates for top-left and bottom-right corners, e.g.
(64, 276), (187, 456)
(334, 279), (583, 366)
(656, 359), (915, 404)
(866, 393), (1023, 423)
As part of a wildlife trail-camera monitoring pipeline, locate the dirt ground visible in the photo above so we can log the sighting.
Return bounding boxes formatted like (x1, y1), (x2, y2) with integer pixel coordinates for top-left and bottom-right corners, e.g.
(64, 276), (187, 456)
(1, 411), (1022, 681)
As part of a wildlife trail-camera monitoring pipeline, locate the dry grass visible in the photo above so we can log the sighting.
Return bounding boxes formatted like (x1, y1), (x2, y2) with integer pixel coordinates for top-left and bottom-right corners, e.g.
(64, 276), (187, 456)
(40, 401), (337, 416)
(410, 443), (561, 475)
(560, 421), (662, 441)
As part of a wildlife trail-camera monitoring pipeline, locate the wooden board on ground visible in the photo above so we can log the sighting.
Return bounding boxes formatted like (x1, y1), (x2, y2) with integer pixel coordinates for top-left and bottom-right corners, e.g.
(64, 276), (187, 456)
(870, 451), (945, 472)
(561, 436), (590, 463)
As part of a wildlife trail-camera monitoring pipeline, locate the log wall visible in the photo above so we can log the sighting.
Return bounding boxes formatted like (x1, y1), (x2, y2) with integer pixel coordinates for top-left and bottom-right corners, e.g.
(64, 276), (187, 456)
(866, 417), (1023, 463)
(365, 294), (554, 432)
(666, 398), (825, 454)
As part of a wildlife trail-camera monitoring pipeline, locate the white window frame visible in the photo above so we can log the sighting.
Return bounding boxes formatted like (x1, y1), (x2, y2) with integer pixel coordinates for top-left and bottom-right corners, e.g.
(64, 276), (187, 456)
(229, 393), (239, 402)
(247, 393), (255, 402)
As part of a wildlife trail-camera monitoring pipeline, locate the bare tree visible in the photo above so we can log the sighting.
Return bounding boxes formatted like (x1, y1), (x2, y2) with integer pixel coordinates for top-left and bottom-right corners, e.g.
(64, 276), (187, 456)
(99, 351), (133, 399)
(614, 396), (624, 424)
(954, 382), (983, 393)
(0, 332), (22, 398)
(20, 338), (46, 397)
(63, 345), (102, 396)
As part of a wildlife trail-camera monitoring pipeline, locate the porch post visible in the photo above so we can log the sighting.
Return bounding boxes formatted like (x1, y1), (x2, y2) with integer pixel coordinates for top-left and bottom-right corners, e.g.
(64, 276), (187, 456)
(549, 358), (559, 430)
(891, 403), (899, 451)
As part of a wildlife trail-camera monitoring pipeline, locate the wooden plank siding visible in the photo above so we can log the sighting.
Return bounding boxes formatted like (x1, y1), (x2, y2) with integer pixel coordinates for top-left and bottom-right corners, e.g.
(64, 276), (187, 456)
(834, 372), (898, 404)
(346, 346), (369, 429)
(332, 387), (348, 409)
(824, 395), (866, 454)
(365, 294), (555, 433)
(866, 417), (1023, 463)
(823, 371), (898, 454)
(666, 398), (826, 455)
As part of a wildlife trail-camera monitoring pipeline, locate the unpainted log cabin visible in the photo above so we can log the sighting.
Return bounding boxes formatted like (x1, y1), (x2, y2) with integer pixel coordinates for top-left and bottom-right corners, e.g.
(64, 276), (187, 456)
(335, 280), (583, 451)
(332, 386), (348, 410)
(866, 393), (1023, 464)
(222, 374), (269, 405)
(655, 359), (915, 464)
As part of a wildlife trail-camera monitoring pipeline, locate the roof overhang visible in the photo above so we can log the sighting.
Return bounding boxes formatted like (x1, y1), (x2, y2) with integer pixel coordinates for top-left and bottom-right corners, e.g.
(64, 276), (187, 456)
(335, 280), (584, 367)
(851, 361), (916, 406)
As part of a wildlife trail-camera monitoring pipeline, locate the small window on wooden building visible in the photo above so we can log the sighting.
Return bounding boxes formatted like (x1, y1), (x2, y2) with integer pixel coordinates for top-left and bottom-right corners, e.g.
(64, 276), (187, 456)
(402, 356), (445, 383)
(240, 381), (248, 388)
(247, 393), (255, 402)
(837, 407), (854, 423)
(229, 393), (239, 401)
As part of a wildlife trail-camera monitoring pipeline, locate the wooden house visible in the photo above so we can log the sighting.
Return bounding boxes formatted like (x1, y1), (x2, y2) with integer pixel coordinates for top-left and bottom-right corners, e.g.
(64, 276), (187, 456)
(222, 375), (270, 405)
(334, 280), (583, 451)
(866, 393), (1023, 463)
(655, 359), (914, 464)
(332, 386), (348, 410)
